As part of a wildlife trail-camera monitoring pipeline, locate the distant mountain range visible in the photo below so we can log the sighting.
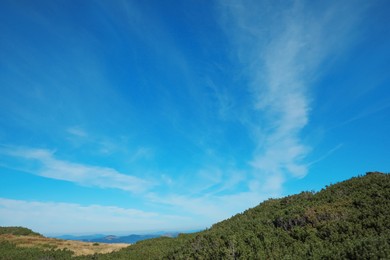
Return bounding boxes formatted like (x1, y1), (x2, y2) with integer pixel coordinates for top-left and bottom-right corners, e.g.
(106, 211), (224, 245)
(55, 232), (179, 244)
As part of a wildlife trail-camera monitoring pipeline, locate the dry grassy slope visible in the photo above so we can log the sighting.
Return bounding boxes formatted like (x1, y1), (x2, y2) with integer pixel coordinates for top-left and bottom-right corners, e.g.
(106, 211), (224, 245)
(0, 234), (130, 256)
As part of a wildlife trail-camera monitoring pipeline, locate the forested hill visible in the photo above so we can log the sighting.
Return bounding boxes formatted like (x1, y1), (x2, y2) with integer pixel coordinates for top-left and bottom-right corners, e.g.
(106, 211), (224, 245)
(93, 172), (390, 259)
(1, 172), (389, 259)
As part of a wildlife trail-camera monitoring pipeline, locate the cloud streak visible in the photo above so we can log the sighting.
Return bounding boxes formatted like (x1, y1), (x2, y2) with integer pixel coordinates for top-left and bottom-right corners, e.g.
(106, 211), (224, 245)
(0, 147), (152, 193)
(219, 0), (365, 188)
(0, 198), (191, 235)
(67, 126), (88, 138)
(146, 188), (275, 225)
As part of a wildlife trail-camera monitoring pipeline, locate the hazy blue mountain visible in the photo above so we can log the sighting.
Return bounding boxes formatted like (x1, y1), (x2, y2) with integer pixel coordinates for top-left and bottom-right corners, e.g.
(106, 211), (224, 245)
(53, 232), (180, 244)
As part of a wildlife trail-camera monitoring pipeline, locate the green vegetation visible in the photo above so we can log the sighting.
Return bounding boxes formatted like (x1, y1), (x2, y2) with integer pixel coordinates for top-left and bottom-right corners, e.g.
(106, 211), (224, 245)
(1, 172), (389, 259)
(0, 228), (128, 258)
(0, 241), (74, 259)
(84, 172), (390, 259)
(0, 227), (42, 237)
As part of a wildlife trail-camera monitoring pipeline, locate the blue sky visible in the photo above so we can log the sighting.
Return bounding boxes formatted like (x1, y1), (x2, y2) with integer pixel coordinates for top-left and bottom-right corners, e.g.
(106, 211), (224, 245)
(0, 0), (389, 235)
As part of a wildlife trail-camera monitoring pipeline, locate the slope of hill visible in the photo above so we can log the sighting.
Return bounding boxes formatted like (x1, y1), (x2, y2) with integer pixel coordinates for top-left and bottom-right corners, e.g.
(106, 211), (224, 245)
(1, 172), (389, 259)
(0, 227), (42, 237)
(88, 171), (390, 259)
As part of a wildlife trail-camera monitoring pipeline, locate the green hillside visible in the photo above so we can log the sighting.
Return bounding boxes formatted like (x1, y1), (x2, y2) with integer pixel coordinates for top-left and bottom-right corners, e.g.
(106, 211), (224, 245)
(1, 172), (389, 259)
(86, 171), (390, 259)
(0, 227), (42, 237)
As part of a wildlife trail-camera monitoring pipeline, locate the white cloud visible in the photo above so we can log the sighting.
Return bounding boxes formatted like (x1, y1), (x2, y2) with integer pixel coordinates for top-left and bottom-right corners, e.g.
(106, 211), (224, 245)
(307, 143), (343, 167)
(329, 102), (390, 130)
(147, 187), (279, 226)
(219, 0), (364, 187)
(0, 198), (191, 235)
(67, 126), (87, 138)
(1, 147), (153, 193)
(206, 78), (235, 120)
(129, 147), (154, 162)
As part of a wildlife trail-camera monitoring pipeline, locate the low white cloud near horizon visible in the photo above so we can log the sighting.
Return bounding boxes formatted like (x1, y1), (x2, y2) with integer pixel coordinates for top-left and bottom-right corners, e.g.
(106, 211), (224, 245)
(0, 198), (193, 235)
(0, 146), (153, 193)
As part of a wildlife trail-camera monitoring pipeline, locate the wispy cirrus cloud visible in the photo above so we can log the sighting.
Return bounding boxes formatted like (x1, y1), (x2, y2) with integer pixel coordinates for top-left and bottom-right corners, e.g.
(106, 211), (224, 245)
(147, 186), (278, 225)
(0, 198), (191, 235)
(0, 146), (153, 193)
(67, 126), (88, 138)
(129, 147), (154, 162)
(219, 0), (365, 189)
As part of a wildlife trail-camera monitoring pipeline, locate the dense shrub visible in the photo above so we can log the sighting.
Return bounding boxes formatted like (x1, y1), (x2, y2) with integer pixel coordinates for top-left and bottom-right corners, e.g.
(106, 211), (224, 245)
(0, 241), (73, 260)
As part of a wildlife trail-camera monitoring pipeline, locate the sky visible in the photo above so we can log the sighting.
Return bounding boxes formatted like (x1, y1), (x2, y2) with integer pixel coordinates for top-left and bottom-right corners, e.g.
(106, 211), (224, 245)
(0, 0), (389, 236)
